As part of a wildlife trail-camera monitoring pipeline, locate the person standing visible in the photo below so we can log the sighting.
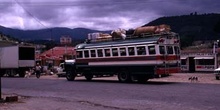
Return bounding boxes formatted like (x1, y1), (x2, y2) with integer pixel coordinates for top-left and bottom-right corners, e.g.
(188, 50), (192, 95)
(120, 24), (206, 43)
(35, 63), (41, 78)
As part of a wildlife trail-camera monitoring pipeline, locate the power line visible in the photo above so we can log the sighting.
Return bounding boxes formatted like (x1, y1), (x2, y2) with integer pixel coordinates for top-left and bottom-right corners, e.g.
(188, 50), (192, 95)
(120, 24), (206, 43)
(13, 0), (49, 29)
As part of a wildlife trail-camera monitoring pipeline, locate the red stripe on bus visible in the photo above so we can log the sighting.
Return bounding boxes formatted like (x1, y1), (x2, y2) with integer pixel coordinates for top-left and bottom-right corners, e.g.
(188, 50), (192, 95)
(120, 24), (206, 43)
(156, 67), (181, 74)
(76, 55), (180, 63)
(156, 55), (180, 60)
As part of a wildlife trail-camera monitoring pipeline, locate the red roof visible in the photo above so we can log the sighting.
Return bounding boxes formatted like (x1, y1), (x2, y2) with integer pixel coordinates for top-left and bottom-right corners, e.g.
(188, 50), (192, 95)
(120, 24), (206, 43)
(37, 46), (75, 60)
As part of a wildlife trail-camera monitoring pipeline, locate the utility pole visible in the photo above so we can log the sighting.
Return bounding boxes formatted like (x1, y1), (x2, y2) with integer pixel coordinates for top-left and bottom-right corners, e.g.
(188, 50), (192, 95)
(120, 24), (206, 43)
(0, 53), (1, 100)
(0, 75), (2, 100)
(214, 40), (219, 69)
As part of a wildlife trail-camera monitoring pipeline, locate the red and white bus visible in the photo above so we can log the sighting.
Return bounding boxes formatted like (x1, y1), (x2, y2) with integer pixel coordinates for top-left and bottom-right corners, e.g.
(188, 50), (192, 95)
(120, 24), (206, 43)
(65, 32), (181, 83)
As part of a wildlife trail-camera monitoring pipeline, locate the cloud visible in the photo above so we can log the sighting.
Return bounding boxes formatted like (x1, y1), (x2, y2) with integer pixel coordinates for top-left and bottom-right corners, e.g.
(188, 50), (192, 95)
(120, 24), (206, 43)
(0, 0), (220, 31)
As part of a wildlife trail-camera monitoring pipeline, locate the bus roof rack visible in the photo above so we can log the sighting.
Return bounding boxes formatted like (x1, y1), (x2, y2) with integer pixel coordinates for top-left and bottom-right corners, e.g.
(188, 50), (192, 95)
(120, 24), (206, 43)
(86, 32), (177, 44)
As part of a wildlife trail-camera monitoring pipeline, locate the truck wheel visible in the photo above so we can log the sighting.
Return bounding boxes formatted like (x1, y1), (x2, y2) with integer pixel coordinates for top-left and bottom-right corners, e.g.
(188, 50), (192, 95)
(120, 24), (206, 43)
(66, 70), (76, 81)
(117, 71), (131, 82)
(216, 76), (220, 80)
(19, 73), (25, 77)
(137, 76), (149, 83)
(0, 70), (5, 77)
(7, 70), (16, 77)
(85, 74), (93, 81)
(0, 73), (5, 77)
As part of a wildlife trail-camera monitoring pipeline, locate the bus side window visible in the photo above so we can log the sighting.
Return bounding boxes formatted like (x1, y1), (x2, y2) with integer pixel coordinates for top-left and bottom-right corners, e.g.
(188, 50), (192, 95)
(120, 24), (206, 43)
(159, 46), (165, 55)
(97, 49), (103, 57)
(76, 51), (83, 58)
(84, 50), (89, 58)
(167, 46), (174, 54)
(174, 46), (180, 55)
(112, 48), (119, 56)
(137, 46), (146, 55)
(128, 47), (135, 56)
(148, 46), (156, 55)
(104, 48), (111, 57)
(90, 50), (96, 57)
(119, 47), (126, 56)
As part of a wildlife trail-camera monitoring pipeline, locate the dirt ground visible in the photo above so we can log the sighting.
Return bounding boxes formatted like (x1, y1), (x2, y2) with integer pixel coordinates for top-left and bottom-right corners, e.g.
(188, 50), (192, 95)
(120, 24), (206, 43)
(150, 73), (220, 84)
(3, 72), (219, 84)
(41, 72), (220, 84)
(0, 73), (219, 110)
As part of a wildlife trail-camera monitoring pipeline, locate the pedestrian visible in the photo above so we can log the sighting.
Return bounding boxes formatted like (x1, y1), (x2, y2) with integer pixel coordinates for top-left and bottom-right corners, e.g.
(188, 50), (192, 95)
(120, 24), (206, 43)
(24, 68), (31, 78)
(35, 63), (42, 78)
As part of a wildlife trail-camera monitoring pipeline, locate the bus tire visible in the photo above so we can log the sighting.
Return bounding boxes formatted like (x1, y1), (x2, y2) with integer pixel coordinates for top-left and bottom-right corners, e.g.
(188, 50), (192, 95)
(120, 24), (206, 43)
(66, 70), (76, 81)
(85, 74), (93, 81)
(117, 71), (131, 82)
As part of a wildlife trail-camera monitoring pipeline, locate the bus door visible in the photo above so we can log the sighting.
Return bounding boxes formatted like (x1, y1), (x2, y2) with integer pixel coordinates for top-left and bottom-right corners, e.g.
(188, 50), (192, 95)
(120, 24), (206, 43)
(159, 45), (168, 74)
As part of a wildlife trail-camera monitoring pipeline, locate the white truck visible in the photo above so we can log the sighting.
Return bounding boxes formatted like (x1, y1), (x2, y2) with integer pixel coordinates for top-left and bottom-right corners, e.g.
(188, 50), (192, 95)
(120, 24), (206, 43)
(56, 59), (75, 77)
(0, 45), (35, 77)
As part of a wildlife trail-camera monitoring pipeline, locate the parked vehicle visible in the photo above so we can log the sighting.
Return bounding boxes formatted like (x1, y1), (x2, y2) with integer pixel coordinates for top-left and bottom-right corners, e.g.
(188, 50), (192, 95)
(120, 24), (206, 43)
(0, 45), (35, 77)
(65, 25), (181, 83)
(56, 59), (75, 77)
(214, 67), (220, 80)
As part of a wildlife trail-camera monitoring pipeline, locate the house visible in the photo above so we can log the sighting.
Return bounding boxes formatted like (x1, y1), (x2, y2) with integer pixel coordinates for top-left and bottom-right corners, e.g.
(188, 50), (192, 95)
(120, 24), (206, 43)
(36, 46), (75, 66)
(181, 47), (220, 73)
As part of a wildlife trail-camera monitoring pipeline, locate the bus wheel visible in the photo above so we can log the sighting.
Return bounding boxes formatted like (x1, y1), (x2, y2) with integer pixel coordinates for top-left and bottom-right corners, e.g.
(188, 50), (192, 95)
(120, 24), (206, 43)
(118, 71), (131, 82)
(66, 70), (76, 81)
(85, 74), (93, 81)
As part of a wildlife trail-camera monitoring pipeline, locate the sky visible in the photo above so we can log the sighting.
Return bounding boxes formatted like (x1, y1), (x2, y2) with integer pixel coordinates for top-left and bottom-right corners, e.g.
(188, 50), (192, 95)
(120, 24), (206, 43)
(0, 0), (220, 31)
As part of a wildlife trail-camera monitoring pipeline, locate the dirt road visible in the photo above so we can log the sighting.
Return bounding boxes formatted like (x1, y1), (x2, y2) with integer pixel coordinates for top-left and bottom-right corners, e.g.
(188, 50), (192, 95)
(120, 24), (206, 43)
(150, 73), (220, 84)
(41, 73), (220, 84)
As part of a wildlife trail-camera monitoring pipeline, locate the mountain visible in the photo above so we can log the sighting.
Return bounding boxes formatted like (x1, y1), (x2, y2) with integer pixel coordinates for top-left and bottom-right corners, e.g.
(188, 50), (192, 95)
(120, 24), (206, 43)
(0, 13), (220, 47)
(0, 26), (111, 42)
(144, 13), (220, 47)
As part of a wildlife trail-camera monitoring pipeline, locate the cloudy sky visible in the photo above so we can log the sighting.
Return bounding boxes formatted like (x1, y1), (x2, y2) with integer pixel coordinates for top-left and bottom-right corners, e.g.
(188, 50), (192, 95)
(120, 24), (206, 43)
(0, 0), (219, 31)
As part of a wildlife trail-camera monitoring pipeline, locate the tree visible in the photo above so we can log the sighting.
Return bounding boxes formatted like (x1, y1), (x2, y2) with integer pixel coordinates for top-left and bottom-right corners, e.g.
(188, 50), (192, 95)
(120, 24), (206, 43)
(180, 35), (195, 48)
(214, 19), (220, 33)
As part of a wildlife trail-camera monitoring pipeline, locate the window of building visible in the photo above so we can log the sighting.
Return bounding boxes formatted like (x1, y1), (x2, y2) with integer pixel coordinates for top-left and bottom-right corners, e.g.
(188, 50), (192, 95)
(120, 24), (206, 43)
(148, 46), (156, 55)
(181, 59), (187, 65)
(197, 59), (214, 65)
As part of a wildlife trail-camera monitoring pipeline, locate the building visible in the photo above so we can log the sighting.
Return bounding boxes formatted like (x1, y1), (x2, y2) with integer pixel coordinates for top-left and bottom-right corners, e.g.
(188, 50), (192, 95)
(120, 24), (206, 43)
(181, 47), (220, 73)
(60, 36), (72, 45)
(36, 46), (75, 66)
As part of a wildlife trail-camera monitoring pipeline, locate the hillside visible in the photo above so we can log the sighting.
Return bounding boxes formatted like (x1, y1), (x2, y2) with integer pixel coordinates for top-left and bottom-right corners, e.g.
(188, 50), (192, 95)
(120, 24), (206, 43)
(144, 13), (220, 47)
(0, 13), (220, 47)
(0, 26), (110, 42)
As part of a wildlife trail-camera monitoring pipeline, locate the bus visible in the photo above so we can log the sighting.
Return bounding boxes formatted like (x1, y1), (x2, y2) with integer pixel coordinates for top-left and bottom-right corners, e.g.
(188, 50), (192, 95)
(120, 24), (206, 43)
(65, 32), (181, 83)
